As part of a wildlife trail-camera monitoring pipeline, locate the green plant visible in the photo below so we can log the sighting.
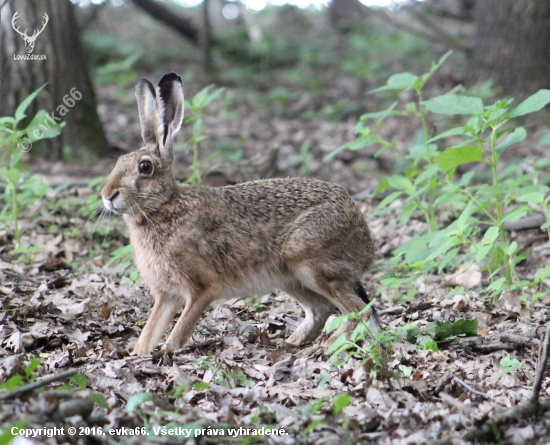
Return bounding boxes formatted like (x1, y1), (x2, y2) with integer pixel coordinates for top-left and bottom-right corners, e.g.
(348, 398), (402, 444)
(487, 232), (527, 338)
(288, 139), (314, 177)
(325, 304), (392, 375)
(0, 358), (41, 391)
(329, 52), (550, 302)
(105, 244), (139, 282)
(182, 85), (225, 185)
(498, 354), (523, 378)
(0, 85), (63, 248)
(404, 318), (478, 352)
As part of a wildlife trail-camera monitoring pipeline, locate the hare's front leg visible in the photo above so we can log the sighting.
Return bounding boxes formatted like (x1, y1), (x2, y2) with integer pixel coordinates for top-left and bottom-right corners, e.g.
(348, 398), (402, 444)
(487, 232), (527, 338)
(163, 290), (216, 352)
(133, 290), (181, 355)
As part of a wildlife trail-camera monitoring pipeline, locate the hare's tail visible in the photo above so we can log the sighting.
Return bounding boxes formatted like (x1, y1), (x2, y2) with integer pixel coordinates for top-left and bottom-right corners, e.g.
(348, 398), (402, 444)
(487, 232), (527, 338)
(353, 281), (379, 328)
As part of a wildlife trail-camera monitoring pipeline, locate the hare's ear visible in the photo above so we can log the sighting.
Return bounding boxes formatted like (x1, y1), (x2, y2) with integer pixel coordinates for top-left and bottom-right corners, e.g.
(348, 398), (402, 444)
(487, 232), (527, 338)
(156, 72), (184, 163)
(135, 78), (157, 145)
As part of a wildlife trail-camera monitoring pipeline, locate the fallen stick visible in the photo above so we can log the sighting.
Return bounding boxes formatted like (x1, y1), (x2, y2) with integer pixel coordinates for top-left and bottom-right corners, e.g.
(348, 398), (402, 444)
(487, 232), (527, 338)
(457, 325), (550, 442)
(530, 324), (550, 403)
(503, 212), (546, 232)
(0, 369), (77, 400)
(453, 376), (493, 400)
(443, 333), (540, 351)
(378, 306), (404, 316)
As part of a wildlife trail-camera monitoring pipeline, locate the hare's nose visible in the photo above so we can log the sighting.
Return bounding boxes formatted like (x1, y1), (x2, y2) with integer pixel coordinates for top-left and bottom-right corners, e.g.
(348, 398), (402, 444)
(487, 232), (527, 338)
(103, 190), (120, 212)
(105, 190), (119, 201)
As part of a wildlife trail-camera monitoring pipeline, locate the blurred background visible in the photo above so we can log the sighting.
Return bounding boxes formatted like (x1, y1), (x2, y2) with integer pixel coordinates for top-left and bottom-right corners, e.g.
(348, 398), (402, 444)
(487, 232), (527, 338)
(1, 0), (549, 191)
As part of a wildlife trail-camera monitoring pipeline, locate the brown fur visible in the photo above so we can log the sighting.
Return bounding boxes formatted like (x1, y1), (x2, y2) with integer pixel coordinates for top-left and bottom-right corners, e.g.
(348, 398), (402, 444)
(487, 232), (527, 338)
(102, 73), (377, 355)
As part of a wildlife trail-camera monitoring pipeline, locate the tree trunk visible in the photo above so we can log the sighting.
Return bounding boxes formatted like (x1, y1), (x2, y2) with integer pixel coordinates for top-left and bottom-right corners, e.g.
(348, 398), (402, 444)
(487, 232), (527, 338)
(468, 0), (550, 97)
(0, 0), (109, 159)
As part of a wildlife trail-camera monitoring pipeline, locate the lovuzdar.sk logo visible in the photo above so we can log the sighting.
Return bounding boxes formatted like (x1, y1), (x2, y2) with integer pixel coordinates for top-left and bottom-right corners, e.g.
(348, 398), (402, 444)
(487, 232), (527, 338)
(12, 10), (49, 61)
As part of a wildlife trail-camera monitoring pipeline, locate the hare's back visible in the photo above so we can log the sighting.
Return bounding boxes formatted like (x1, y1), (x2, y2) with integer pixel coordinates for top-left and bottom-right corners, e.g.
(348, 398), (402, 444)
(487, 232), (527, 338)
(220, 178), (355, 221)
(221, 178), (373, 265)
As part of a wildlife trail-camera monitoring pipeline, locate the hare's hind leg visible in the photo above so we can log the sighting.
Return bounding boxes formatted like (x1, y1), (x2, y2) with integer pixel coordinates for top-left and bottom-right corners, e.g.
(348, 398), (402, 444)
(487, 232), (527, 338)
(281, 284), (336, 346)
(295, 267), (378, 347)
(134, 291), (181, 355)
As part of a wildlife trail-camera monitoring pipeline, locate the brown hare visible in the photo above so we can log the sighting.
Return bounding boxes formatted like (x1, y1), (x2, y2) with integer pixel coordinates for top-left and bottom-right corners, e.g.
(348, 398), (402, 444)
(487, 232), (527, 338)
(102, 73), (378, 355)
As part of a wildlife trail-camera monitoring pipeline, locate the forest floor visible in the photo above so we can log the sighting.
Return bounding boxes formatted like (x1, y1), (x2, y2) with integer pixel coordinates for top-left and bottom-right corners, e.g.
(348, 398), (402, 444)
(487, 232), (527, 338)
(2, 73), (550, 445)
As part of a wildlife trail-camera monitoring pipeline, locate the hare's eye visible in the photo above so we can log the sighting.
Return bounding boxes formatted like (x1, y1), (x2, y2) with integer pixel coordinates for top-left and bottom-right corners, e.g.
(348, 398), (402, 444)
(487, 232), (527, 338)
(139, 161), (153, 174)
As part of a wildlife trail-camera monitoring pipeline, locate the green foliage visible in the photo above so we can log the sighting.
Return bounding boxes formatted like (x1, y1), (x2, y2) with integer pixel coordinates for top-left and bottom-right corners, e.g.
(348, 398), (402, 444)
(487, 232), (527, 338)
(0, 421), (27, 445)
(498, 354), (524, 378)
(182, 86), (225, 185)
(332, 393), (352, 414)
(329, 52), (550, 302)
(0, 358), (42, 392)
(404, 319), (478, 351)
(126, 392), (153, 413)
(71, 374), (88, 389)
(0, 85), (63, 249)
(325, 304), (392, 374)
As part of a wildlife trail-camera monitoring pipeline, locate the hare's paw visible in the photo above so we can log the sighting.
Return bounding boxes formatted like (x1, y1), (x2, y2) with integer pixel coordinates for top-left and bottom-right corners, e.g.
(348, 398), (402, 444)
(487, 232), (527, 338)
(133, 342), (152, 356)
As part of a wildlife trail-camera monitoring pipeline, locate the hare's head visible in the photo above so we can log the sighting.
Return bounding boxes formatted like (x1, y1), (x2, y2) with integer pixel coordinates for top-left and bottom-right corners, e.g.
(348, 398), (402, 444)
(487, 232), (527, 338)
(102, 73), (184, 216)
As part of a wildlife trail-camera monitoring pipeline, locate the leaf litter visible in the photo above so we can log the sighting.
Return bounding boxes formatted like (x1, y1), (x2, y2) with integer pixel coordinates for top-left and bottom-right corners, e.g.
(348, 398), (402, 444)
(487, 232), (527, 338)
(2, 82), (550, 444)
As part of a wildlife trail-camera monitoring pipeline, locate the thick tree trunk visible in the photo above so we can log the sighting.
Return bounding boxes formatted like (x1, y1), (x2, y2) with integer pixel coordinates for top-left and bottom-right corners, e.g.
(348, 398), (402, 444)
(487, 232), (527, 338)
(0, 0), (109, 159)
(468, 0), (550, 97)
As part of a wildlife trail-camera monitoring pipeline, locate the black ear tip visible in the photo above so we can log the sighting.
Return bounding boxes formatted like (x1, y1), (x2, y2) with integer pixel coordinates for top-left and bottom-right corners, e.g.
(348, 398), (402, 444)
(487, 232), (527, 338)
(158, 72), (182, 86)
(136, 78), (156, 97)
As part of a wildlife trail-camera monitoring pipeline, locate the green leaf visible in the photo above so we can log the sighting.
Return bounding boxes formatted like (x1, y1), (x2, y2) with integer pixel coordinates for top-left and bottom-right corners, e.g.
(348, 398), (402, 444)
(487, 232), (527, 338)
(495, 127), (526, 154)
(501, 206), (530, 223)
(325, 314), (348, 334)
(325, 333), (348, 355)
(371, 73), (419, 92)
(333, 394), (352, 414)
(510, 89), (550, 117)
(0, 375), (24, 391)
(517, 192), (544, 204)
(25, 358), (41, 378)
(126, 392), (153, 412)
(71, 374), (87, 389)
(535, 265), (550, 283)
(424, 341), (439, 352)
(421, 95), (484, 115)
(387, 175), (413, 193)
(24, 110), (64, 141)
(427, 126), (468, 143)
(91, 393), (110, 409)
(435, 319), (478, 341)
(484, 226), (500, 243)
(359, 101), (400, 120)
(438, 247), (460, 273)
(0, 421), (27, 445)
(400, 201), (417, 225)
(193, 382), (209, 390)
(0, 116), (16, 125)
(15, 84), (47, 122)
(435, 145), (482, 173)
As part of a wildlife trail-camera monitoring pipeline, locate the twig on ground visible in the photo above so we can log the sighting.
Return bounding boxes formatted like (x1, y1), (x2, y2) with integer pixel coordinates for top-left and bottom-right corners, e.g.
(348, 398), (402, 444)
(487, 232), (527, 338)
(449, 325), (550, 442)
(173, 338), (222, 354)
(0, 369), (77, 400)
(378, 306), (404, 316)
(453, 376), (493, 400)
(443, 333), (540, 351)
(530, 324), (550, 403)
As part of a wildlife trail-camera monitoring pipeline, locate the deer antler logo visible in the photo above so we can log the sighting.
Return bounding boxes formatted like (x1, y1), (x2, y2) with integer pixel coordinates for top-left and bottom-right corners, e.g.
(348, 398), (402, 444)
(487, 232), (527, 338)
(12, 11), (49, 55)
